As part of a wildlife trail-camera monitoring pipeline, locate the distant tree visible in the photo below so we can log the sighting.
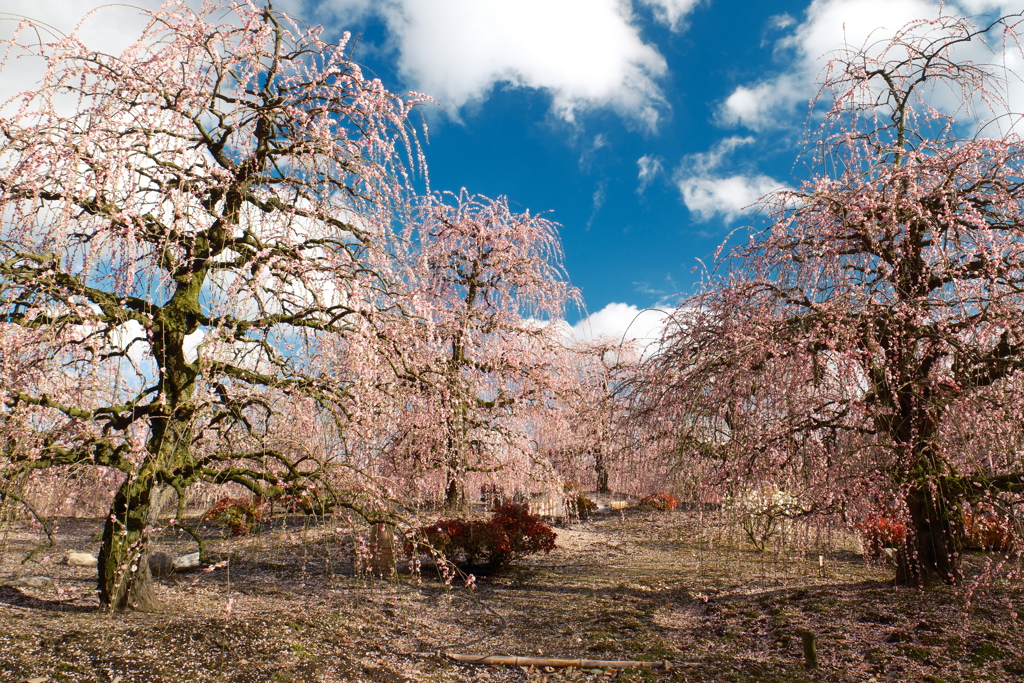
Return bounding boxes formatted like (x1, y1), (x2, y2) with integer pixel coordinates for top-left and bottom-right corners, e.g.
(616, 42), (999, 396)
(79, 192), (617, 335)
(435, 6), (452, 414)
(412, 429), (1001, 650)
(637, 14), (1024, 585)
(0, 2), (424, 609)
(541, 338), (638, 494)
(377, 192), (578, 510)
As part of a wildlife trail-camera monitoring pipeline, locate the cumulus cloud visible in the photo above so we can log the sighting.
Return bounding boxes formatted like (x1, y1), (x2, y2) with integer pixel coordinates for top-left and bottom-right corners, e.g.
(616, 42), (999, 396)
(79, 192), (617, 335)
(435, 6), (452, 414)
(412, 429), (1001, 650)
(678, 174), (781, 222)
(716, 0), (1013, 131)
(716, 75), (804, 131)
(674, 137), (784, 222)
(323, 0), (670, 127)
(5, 1), (680, 128)
(570, 302), (672, 352)
(0, 1), (164, 108)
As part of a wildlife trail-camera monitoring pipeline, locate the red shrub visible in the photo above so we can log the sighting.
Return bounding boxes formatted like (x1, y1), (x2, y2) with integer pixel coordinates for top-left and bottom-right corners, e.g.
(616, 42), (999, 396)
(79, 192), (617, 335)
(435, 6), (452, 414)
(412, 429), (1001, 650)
(412, 503), (556, 570)
(637, 492), (678, 511)
(964, 509), (1015, 552)
(208, 496), (269, 536)
(855, 514), (907, 559)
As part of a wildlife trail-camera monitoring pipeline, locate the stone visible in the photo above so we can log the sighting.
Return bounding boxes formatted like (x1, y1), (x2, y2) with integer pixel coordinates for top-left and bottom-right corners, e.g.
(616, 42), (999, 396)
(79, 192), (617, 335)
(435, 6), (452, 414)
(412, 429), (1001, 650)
(172, 552), (201, 571)
(64, 551), (98, 567)
(148, 551), (175, 578)
(11, 576), (54, 589)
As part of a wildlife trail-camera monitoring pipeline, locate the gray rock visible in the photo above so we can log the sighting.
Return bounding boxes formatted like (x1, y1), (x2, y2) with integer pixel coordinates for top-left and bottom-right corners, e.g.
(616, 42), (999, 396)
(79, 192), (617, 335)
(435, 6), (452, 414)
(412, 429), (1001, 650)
(148, 551), (175, 578)
(172, 552), (201, 571)
(64, 551), (98, 567)
(10, 575), (54, 589)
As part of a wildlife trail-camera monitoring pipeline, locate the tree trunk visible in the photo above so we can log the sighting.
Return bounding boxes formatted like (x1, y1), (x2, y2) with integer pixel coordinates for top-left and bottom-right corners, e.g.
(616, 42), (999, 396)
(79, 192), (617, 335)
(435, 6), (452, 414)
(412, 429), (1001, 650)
(97, 468), (163, 611)
(444, 464), (468, 511)
(895, 483), (964, 586)
(594, 449), (610, 495)
(368, 523), (396, 577)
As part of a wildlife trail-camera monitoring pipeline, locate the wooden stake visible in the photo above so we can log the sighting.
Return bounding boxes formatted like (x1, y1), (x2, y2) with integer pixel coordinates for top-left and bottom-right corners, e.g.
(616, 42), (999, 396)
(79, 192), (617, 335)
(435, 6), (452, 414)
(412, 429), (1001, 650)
(800, 630), (818, 670)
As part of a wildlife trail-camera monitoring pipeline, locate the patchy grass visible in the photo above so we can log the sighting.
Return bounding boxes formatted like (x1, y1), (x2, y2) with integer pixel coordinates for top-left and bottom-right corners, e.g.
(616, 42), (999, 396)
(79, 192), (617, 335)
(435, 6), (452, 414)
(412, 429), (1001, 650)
(1, 511), (1022, 681)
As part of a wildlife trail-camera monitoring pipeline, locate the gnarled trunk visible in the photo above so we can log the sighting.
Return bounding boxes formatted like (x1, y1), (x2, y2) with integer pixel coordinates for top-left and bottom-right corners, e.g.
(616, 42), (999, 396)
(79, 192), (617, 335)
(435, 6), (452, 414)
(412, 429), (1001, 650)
(895, 483), (964, 586)
(97, 467), (162, 611)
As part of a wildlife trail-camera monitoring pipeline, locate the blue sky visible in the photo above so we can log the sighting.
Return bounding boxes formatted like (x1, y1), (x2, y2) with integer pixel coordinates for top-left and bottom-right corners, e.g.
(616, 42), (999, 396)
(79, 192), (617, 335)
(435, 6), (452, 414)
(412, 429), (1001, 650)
(286, 0), (1021, 342)
(3, 0), (1021, 342)
(312, 0), (811, 323)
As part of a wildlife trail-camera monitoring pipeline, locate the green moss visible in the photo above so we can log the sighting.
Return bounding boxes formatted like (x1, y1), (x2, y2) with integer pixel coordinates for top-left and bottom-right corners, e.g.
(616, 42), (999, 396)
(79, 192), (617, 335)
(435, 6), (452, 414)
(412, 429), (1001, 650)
(627, 636), (673, 659)
(587, 629), (620, 653)
(618, 668), (659, 682)
(970, 642), (1006, 665)
(1002, 658), (1024, 675)
(898, 644), (933, 663)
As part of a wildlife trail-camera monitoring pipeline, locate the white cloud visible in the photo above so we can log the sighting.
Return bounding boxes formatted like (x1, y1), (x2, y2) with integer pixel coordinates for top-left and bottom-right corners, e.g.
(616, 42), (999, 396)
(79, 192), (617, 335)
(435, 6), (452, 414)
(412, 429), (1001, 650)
(323, 0), (670, 127)
(677, 174), (781, 222)
(674, 136), (784, 221)
(768, 13), (797, 31)
(718, 0), (955, 131)
(684, 136), (757, 173)
(717, 75), (803, 131)
(0, 1), (168, 109)
(579, 133), (611, 171)
(638, 0), (704, 32)
(636, 154), (664, 193)
(570, 302), (672, 350)
(587, 181), (607, 229)
(958, 0), (1024, 11)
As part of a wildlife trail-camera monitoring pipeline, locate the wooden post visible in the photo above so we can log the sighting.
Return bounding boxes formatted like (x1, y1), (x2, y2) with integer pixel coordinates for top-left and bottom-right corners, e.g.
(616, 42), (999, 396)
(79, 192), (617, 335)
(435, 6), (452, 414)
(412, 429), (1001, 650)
(800, 630), (818, 670)
(368, 523), (395, 577)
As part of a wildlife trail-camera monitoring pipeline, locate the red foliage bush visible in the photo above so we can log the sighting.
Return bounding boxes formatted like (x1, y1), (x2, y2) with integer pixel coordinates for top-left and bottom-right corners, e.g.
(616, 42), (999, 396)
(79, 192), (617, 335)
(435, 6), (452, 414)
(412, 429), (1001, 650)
(855, 514), (907, 559)
(964, 509), (1015, 552)
(413, 503), (557, 570)
(637, 492), (678, 511)
(208, 496), (269, 536)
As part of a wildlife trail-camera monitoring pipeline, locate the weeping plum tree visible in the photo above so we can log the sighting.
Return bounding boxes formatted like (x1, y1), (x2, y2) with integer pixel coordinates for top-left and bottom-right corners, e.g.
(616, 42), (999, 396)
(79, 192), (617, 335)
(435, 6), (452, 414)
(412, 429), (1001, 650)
(372, 192), (578, 510)
(540, 338), (639, 495)
(638, 14), (1024, 585)
(0, 2), (423, 609)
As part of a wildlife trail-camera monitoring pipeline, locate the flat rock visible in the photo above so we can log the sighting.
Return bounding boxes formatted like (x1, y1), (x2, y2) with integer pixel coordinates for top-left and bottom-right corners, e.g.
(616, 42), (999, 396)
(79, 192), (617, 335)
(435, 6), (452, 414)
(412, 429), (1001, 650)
(172, 552), (201, 571)
(64, 551), (98, 567)
(10, 576), (54, 589)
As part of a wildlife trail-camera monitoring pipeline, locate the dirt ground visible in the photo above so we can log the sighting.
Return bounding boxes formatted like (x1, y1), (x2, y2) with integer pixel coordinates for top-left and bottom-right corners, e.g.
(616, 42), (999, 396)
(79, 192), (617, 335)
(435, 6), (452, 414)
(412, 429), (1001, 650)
(1, 509), (1023, 683)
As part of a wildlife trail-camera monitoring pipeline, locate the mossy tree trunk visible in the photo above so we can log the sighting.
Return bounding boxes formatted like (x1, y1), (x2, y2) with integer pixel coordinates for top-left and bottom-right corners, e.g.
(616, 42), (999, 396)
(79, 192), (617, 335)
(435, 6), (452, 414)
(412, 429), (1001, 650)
(896, 480), (964, 586)
(97, 466), (161, 611)
(96, 269), (201, 610)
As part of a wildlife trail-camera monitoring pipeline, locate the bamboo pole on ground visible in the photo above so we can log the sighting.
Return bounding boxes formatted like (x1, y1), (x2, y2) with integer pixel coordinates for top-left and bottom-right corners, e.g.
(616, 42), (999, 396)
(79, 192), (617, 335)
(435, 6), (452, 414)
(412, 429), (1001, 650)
(440, 654), (677, 670)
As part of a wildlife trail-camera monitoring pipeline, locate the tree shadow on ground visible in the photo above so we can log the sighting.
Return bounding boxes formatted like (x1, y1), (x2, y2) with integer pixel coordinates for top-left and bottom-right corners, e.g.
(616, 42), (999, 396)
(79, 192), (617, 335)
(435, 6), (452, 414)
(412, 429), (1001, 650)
(0, 585), (96, 613)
